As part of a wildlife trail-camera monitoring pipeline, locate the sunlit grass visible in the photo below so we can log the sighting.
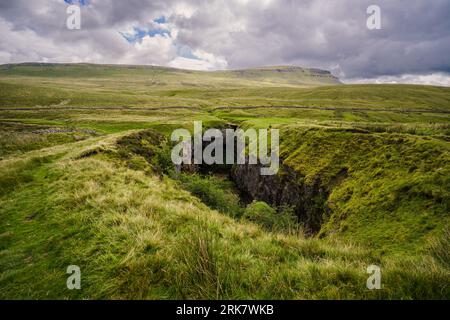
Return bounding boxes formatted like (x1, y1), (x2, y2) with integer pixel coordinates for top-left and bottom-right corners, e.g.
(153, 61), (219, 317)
(0, 63), (449, 299)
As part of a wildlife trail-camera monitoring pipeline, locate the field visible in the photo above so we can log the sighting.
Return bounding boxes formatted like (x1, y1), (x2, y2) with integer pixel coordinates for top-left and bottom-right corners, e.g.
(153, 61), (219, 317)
(0, 63), (449, 299)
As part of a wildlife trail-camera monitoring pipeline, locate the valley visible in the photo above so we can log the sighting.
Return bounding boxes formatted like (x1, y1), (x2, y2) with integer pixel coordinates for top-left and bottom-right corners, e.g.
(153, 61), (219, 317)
(0, 63), (449, 299)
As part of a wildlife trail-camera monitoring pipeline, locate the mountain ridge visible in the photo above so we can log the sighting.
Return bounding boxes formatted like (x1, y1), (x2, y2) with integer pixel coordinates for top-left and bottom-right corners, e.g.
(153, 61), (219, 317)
(0, 62), (341, 86)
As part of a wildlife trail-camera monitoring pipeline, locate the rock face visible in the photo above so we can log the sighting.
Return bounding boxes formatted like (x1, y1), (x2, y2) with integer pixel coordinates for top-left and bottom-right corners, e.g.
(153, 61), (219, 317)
(231, 162), (329, 233)
(172, 125), (331, 233)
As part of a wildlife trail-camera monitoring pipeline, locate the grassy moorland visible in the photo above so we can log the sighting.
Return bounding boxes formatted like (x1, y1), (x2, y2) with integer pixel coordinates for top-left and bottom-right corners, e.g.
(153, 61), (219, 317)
(0, 63), (449, 299)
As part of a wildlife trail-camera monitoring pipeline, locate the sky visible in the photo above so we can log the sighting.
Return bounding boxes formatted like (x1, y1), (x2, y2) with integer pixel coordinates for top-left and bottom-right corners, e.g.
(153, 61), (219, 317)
(1, 0), (449, 85)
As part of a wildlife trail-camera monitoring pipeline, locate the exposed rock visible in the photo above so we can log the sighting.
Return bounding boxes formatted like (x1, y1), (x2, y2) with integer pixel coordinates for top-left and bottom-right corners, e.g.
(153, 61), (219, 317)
(231, 161), (329, 234)
(172, 125), (331, 233)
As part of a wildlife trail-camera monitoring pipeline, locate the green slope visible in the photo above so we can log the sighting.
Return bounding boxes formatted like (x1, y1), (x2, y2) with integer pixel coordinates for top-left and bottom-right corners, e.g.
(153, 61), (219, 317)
(0, 131), (448, 299)
(278, 126), (450, 254)
(0, 63), (449, 299)
(0, 63), (340, 87)
(0, 63), (449, 111)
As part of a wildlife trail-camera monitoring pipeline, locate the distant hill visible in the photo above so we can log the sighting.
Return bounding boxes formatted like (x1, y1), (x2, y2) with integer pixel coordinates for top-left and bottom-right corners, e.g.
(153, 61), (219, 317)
(1, 62), (450, 110)
(0, 63), (341, 87)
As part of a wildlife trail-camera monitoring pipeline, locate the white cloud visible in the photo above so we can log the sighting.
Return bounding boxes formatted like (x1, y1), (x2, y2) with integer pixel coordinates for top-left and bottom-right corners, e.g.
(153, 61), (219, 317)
(168, 53), (227, 70)
(119, 34), (176, 65)
(116, 26), (227, 70)
(172, 2), (197, 18)
(0, 9), (227, 71)
(168, 57), (210, 70)
(191, 49), (228, 69)
(345, 73), (450, 87)
(0, 17), (88, 63)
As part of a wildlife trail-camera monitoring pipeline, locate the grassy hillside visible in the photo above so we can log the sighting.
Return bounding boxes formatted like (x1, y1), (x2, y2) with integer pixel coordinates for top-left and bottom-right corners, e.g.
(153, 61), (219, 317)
(1, 63), (449, 110)
(279, 127), (449, 254)
(0, 63), (449, 299)
(0, 130), (448, 299)
(0, 63), (339, 87)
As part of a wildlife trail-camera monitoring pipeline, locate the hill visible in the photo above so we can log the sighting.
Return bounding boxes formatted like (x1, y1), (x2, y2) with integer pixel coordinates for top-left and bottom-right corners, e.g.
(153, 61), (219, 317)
(0, 63), (449, 111)
(0, 63), (340, 88)
(0, 63), (449, 299)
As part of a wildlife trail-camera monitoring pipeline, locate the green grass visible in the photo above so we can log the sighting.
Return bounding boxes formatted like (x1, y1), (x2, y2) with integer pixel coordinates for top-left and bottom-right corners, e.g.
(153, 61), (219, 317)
(276, 127), (450, 254)
(0, 63), (340, 85)
(1, 63), (450, 111)
(0, 63), (449, 299)
(243, 201), (300, 234)
(178, 174), (244, 219)
(0, 136), (448, 299)
(0, 122), (97, 158)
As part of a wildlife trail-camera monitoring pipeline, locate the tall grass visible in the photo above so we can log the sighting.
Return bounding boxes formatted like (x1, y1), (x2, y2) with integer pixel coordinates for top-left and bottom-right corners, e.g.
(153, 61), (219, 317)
(428, 225), (450, 269)
(179, 174), (244, 218)
(1, 141), (448, 299)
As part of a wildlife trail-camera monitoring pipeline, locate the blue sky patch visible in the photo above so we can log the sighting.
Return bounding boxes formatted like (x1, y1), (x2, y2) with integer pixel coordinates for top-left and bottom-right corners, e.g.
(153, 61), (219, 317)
(176, 45), (201, 60)
(120, 27), (171, 43)
(64, 0), (89, 6)
(154, 16), (167, 24)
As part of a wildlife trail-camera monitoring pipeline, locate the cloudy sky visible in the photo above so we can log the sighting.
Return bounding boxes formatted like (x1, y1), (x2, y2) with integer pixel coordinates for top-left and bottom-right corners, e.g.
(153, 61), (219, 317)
(1, 0), (449, 85)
